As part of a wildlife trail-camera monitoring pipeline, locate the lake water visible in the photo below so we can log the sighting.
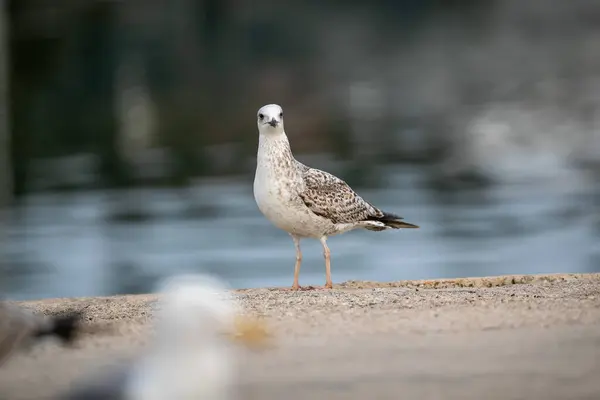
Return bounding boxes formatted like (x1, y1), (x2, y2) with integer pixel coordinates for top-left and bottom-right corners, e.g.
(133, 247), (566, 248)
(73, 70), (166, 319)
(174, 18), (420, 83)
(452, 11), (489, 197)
(1, 166), (598, 300)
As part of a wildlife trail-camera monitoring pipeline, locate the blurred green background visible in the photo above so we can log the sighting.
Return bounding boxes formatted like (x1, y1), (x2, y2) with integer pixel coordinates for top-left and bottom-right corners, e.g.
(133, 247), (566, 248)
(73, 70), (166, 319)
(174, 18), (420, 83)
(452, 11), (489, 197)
(0, 0), (598, 300)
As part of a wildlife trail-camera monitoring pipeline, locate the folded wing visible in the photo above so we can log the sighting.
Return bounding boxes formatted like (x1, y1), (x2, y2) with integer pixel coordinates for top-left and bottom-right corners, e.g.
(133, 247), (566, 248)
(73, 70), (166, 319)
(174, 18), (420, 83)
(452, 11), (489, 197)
(297, 165), (384, 224)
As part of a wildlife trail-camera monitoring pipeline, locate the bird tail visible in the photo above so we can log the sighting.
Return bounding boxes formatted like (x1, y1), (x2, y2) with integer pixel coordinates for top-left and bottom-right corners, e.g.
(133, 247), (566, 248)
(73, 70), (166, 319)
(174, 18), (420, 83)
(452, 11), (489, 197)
(34, 312), (82, 344)
(369, 211), (419, 229)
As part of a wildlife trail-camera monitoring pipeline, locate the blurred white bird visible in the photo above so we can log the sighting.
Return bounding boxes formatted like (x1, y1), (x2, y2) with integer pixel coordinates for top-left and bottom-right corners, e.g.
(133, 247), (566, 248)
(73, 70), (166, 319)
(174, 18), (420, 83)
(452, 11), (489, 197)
(63, 274), (270, 400)
(0, 301), (82, 367)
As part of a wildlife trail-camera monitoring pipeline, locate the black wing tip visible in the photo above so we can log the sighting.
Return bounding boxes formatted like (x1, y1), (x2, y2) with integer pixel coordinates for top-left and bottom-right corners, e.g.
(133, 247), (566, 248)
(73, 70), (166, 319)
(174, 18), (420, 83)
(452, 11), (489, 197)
(37, 311), (84, 344)
(393, 221), (420, 229)
(53, 312), (84, 343)
(370, 211), (420, 229)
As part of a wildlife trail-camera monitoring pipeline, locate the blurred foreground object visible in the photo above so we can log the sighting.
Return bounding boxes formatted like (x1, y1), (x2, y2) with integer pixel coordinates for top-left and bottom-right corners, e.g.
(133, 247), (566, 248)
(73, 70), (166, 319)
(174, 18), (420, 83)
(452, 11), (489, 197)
(63, 274), (270, 400)
(0, 302), (81, 367)
(253, 104), (419, 290)
(231, 314), (272, 350)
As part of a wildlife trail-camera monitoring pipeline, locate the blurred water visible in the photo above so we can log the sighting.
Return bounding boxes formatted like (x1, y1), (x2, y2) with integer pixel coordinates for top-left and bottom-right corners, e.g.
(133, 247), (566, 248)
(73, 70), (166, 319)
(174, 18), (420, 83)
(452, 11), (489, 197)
(1, 167), (598, 301)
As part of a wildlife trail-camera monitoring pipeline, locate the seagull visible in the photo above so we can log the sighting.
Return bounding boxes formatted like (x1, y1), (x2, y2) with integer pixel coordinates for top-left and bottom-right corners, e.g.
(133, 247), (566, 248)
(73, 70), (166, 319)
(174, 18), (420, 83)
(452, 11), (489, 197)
(0, 301), (81, 367)
(253, 104), (419, 290)
(62, 274), (270, 400)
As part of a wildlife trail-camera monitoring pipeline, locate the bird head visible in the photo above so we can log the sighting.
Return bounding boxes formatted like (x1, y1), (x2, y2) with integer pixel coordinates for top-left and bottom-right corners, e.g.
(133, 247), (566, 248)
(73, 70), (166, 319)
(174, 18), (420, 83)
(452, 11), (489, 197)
(257, 104), (284, 135)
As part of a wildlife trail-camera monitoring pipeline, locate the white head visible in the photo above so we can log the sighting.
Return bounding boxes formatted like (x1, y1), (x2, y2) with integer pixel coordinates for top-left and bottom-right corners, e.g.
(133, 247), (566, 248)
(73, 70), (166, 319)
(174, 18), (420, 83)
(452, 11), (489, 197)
(256, 104), (284, 135)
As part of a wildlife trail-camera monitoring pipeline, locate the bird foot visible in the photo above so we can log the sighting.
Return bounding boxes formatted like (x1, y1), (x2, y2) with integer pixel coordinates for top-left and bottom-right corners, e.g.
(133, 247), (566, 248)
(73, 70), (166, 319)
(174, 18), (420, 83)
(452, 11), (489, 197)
(281, 285), (310, 291)
(280, 285), (331, 291)
(279, 283), (334, 291)
(304, 284), (333, 291)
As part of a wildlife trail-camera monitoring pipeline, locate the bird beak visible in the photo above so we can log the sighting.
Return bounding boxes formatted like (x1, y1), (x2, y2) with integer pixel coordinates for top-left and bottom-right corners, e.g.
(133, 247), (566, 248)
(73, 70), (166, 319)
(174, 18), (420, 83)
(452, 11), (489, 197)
(268, 119), (278, 127)
(228, 315), (272, 350)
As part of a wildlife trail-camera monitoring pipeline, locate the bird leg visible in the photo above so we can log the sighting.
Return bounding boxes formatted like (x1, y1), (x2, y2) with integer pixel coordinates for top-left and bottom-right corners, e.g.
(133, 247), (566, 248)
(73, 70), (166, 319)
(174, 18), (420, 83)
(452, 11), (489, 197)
(320, 236), (333, 289)
(291, 235), (302, 290)
(280, 235), (332, 291)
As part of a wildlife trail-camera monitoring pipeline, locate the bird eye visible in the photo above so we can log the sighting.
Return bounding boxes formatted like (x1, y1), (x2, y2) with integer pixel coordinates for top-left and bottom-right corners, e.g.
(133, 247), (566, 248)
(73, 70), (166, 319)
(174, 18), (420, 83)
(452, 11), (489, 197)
(258, 113), (264, 120)
(279, 112), (283, 118)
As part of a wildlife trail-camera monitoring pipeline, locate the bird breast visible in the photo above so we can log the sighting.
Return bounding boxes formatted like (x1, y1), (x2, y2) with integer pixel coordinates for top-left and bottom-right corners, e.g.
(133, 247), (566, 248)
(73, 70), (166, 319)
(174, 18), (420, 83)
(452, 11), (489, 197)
(253, 157), (301, 215)
(253, 134), (338, 237)
(254, 144), (308, 224)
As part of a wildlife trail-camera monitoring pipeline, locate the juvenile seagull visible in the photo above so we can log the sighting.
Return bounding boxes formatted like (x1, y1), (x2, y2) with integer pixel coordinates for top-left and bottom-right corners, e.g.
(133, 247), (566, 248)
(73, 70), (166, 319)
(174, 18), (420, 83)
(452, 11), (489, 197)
(253, 104), (419, 290)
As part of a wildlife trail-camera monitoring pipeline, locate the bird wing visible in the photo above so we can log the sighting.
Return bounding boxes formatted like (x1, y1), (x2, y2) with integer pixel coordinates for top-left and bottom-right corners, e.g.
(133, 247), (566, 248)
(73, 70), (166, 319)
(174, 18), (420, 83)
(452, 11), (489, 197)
(297, 164), (384, 224)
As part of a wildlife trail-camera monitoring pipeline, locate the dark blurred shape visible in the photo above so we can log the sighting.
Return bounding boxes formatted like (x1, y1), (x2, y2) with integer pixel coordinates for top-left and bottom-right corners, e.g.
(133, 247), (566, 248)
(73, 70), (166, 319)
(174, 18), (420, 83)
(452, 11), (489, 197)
(0, 0), (10, 209)
(5, 0), (598, 195)
(0, 302), (82, 367)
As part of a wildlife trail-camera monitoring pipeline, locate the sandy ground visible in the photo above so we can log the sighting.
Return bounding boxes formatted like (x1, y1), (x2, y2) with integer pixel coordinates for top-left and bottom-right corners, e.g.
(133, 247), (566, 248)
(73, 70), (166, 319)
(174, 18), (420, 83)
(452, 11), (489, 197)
(1, 273), (600, 400)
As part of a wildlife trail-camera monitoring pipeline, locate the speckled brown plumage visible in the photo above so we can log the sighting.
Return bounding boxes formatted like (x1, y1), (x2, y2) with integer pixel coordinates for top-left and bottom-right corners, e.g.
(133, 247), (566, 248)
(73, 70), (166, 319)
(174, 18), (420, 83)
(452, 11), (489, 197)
(296, 162), (418, 230)
(297, 164), (382, 224)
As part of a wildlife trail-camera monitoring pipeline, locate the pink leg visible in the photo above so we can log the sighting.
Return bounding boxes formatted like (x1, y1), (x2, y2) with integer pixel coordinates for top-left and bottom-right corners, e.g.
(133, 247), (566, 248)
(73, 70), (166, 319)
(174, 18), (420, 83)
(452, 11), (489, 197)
(291, 235), (302, 290)
(320, 236), (333, 289)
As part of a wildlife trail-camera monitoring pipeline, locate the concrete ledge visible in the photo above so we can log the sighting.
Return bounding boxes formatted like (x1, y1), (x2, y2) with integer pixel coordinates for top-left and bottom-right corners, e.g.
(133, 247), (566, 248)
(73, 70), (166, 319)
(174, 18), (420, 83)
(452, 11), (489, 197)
(14, 273), (600, 319)
(334, 272), (600, 289)
(3, 273), (600, 400)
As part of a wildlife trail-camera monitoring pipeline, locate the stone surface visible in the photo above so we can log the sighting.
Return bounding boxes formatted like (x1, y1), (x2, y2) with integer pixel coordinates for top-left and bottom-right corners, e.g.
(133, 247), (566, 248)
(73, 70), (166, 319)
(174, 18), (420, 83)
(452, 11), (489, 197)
(1, 273), (600, 400)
